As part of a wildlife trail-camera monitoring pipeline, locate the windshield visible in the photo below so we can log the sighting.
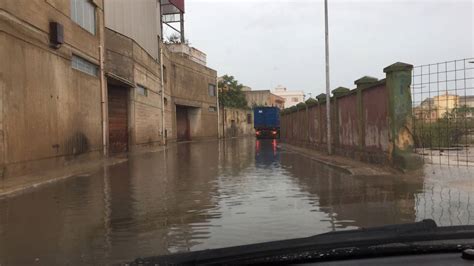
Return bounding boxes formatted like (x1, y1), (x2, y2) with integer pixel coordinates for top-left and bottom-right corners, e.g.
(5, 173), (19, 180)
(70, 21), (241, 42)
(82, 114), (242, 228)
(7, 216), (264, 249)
(0, 0), (473, 265)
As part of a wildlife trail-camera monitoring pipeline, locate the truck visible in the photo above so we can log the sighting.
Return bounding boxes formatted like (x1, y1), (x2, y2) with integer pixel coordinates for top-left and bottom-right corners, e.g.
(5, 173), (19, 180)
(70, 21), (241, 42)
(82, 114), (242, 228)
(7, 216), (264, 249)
(253, 107), (280, 139)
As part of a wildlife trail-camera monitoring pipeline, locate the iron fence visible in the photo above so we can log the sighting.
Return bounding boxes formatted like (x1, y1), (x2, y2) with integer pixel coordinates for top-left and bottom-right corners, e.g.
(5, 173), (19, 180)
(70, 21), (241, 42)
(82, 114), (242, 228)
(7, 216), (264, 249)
(411, 58), (474, 166)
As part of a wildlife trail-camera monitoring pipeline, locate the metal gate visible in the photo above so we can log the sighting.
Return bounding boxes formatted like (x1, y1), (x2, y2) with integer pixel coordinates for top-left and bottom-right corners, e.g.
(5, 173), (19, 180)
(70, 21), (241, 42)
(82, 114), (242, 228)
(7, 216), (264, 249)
(411, 58), (474, 166)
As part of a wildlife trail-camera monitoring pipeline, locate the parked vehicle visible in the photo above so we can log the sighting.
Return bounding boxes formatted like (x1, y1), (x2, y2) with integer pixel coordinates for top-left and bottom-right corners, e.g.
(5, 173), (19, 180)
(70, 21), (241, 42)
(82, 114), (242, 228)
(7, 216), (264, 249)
(253, 107), (280, 139)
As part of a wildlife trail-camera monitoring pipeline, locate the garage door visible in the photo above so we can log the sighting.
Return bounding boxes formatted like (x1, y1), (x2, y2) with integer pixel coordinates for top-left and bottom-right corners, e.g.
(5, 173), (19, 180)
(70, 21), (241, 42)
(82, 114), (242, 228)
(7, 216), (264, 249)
(108, 85), (128, 153)
(176, 106), (190, 141)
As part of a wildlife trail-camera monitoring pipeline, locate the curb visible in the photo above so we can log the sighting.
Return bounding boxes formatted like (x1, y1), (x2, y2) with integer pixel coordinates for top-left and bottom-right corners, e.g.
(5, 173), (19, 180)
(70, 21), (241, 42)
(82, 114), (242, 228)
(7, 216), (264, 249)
(278, 143), (396, 177)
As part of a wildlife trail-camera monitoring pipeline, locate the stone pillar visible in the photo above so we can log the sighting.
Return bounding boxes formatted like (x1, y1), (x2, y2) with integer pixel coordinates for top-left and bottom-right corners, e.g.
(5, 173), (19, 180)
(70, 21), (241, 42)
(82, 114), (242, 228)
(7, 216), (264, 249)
(383, 62), (422, 170)
(354, 76), (378, 153)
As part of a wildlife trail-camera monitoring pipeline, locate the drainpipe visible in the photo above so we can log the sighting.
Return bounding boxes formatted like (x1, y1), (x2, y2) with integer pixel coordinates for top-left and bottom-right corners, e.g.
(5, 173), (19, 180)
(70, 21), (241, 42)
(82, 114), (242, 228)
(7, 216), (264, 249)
(160, 46), (166, 145)
(216, 76), (220, 138)
(99, 8), (107, 156)
(99, 45), (107, 156)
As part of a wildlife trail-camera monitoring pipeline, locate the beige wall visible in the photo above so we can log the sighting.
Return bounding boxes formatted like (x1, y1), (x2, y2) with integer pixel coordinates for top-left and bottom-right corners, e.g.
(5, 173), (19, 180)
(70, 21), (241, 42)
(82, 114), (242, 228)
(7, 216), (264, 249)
(163, 46), (218, 141)
(104, 0), (160, 60)
(434, 94), (459, 118)
(221, 108), (254, 138)
(244, 90), (284, 109)
(272, 88), (305, 108)
(105, 28), (163, 149)
(0, 0), (104, 177)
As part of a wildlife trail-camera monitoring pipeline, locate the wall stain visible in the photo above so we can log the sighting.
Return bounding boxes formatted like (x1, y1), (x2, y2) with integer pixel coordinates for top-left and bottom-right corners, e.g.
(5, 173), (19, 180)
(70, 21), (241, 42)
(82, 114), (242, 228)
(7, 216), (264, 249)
(64, 132), (89, 156)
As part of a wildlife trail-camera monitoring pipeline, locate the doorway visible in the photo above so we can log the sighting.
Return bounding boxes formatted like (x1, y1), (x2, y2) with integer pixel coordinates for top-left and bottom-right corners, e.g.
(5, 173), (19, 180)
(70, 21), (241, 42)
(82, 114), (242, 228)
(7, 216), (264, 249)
(108, 85), (129, 153)
(176, 106), (190, 141)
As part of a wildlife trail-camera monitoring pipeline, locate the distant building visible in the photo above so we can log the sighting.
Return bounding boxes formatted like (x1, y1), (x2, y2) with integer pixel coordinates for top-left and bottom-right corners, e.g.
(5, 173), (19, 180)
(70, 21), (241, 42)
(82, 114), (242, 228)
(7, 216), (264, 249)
(460, 95), (474, 108)
(414, 93), (474, 121)
(243, 90), (285, 109)
(272, 85), (305, 108)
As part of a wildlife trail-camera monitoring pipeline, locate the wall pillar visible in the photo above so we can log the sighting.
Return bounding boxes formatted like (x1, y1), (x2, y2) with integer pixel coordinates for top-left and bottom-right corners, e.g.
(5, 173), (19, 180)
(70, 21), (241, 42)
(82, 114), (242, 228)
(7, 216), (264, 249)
(316, 93), (326, 146)
(354, 76), (379, 154)
(384, 62), (422, 170)
(331, 87), (350, 148)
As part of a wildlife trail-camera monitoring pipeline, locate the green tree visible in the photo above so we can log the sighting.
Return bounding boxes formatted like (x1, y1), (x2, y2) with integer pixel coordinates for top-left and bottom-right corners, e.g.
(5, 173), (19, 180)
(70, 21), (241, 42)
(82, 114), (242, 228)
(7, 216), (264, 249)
(218, 75), (248, 109)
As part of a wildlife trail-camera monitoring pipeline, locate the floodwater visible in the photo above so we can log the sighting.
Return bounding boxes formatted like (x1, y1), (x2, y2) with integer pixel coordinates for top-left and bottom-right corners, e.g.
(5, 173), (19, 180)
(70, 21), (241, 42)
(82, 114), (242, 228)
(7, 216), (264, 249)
(0, 138), (473, 265)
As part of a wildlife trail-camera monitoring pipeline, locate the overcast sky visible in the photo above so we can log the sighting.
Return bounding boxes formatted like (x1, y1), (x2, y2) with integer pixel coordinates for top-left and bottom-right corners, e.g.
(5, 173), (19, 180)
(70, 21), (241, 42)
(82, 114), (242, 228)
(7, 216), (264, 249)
(165, 0), (473, 97)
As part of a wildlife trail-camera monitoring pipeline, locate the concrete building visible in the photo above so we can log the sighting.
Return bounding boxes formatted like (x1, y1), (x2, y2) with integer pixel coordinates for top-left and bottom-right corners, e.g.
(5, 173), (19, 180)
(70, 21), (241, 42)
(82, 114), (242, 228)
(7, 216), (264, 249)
(243, 90), (285, 109)
(434, 94), (459, 119)
(162, 44), (218, 142)
(104, 0), (164, 153)
(0, 0), (106, 178)
(102, 0), (219, 146)
(0, 0), (218, 180)
(414, 93), (464, 122)
(219, 107), (254, 138)
(272, 85), (305, 108)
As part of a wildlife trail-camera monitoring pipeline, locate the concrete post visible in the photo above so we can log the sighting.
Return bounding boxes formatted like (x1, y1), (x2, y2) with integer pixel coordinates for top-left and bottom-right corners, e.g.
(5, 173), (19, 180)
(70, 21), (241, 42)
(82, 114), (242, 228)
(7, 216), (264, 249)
(354, 76), (379, 152)
(384, 62), (422, 170)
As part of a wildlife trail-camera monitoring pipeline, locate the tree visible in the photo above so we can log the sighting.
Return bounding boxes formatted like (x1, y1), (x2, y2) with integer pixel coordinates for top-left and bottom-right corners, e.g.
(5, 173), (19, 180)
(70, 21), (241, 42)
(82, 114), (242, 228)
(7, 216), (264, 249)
(218, 75), (248, 109)
(164, 33), (189, 45)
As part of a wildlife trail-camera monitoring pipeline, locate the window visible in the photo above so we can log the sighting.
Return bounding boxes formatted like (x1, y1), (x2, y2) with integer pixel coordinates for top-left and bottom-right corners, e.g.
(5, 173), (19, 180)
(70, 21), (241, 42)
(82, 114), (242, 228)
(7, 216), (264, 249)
(71, 55), (98, 76)
(208, 106), (217, 112)
(136, 85), (148, 96)
(71, 0), (96, 34)
(247, 114), (252, 124)
(208, 84), (216, 97)
(292, 97), (299, 102)
(163, 65), (167, 83)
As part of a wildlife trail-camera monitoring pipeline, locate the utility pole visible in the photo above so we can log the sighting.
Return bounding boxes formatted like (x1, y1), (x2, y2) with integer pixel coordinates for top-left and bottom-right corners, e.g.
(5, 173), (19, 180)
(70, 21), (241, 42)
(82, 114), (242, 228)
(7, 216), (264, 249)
(324, 0), (332, 155)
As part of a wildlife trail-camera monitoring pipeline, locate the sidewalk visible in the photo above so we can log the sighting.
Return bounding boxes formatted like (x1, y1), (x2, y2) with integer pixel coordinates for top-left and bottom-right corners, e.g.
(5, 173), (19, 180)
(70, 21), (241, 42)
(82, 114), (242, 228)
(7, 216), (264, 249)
(0, 145), (169, 199)
(278, 143), (401, 177)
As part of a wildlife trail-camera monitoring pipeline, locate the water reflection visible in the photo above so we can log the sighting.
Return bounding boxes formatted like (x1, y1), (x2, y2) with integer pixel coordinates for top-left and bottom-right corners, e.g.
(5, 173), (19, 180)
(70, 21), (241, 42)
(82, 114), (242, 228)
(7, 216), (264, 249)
(281, 152), (424, 228)
(0, 138), (472, 264)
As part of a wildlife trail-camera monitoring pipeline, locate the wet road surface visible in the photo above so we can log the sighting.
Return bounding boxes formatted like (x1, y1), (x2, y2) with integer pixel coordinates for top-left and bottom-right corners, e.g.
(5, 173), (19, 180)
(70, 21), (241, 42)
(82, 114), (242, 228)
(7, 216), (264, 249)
(0, 138), (473, 264)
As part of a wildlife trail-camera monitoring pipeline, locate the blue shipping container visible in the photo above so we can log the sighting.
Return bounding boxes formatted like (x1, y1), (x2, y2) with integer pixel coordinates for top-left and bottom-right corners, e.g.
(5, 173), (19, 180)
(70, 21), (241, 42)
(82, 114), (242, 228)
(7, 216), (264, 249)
(253, 107), (280, 129)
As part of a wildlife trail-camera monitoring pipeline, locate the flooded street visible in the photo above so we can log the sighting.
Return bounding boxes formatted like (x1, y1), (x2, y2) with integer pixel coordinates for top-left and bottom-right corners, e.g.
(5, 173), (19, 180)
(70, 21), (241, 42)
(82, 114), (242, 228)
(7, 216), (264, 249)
(1, 138), (473, 265)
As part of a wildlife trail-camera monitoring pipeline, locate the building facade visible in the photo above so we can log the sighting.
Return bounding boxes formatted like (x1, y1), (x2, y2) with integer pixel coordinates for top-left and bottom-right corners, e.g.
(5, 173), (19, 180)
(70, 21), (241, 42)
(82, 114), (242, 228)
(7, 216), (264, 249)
(219, 107), (254, 138)
(272, 85), (305, 108)
(243, 90), (285, 109)
(0, 0), (218, 180)
(1, 0), (105, 178)
(104, 0), (164, 153)
(162, 44), (218, 142)
(414, 94), (468, 122)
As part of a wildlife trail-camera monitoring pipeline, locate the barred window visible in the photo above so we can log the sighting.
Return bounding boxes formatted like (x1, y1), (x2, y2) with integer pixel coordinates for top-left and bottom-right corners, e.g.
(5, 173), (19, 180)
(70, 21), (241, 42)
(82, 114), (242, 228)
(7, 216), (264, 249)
(71, 55), (98, 76)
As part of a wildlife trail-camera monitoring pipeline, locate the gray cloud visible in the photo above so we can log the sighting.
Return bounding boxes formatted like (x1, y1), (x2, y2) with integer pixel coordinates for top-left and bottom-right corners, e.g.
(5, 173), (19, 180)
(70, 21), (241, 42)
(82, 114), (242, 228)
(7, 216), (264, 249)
(181, 0), (473, 96)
